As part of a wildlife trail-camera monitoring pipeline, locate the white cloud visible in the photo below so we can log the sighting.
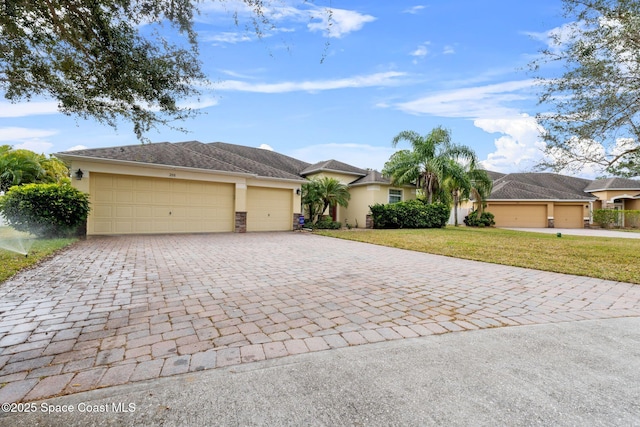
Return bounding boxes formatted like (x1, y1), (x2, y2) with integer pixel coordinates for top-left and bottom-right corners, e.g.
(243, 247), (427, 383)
(203, 32), (253, 44)
(396, 80), (536, 119)
(65, 145), (88, 152)
(395, 81), (553, 174)
(214, 71), (407, 93)
(308, 8), (376, 38)
(403, 6), (426, 15)
(288, 143), (396, 171)
(525, 22), (580, 54)
(411, 43), (430, 58)
(258, 143), (273, 151)
(476, 115), (545, 172)
(0, 127), (57, 141)
(443, 45), (455, 55)
(200, 2), (374, 40)
(0, 127), (58, 153)
(0, 101), (59, 117)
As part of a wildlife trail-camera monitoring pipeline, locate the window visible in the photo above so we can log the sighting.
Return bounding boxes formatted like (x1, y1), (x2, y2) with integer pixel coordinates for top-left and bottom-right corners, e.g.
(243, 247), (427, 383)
(389, 189), (402, 204)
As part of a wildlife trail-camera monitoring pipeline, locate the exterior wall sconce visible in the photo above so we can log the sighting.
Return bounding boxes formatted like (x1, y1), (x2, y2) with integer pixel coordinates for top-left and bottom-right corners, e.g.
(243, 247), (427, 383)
(75, 169), (84, 180)
(296, 188), (301, 195)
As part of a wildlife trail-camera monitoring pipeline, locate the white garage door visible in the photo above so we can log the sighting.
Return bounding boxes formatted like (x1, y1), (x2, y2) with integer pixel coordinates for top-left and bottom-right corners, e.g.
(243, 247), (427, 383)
(247, 187), (292, 232)
(89, 173), (234, 235)
(487, 204), (548, 228)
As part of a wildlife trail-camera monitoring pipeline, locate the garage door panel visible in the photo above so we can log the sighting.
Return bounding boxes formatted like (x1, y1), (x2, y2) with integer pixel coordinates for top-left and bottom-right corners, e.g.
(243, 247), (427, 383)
(554, 205), (583, 228)
(488, 204), (547, 227)
(89, 173), (234, 235)
(247, 187), (292, 232)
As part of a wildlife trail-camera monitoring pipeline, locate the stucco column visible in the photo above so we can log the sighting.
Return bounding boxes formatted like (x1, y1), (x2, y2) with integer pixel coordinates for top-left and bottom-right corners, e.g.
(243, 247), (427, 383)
(235, 183), (247, 233)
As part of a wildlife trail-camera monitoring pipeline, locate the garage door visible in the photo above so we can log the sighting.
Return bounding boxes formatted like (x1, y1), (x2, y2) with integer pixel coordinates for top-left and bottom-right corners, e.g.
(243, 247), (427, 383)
(487, 204), (547, 227)
(554, 205), (584, 228)
(247, 187), (292, 232)
(89, 173), (234, 235)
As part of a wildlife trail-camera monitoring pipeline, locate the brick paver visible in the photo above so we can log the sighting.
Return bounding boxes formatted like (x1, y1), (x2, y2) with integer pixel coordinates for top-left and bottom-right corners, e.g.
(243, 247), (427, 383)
(0, 232), (639, 403)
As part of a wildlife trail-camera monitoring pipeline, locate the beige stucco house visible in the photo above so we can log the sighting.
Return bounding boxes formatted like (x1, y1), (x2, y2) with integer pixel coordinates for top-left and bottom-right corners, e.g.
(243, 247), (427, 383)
(299, 160), (416, 228)
(479, 172), (640, 228)
(56, 141), (308, 235)
(55, 141), (415, 235)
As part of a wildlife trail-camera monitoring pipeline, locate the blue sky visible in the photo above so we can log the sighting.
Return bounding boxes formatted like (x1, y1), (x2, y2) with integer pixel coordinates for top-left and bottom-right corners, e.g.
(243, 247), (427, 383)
(0, 1), (578, 175)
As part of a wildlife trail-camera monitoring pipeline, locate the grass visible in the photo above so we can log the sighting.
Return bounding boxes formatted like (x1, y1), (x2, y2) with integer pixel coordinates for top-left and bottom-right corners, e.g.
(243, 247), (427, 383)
(0, 227), (77, 283)
(317, 227), (640, 285)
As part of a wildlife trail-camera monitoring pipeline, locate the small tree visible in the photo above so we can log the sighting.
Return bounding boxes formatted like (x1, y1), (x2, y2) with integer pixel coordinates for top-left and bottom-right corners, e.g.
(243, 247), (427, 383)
(0, 183), (90, 237)
(302, 177), (350, 225)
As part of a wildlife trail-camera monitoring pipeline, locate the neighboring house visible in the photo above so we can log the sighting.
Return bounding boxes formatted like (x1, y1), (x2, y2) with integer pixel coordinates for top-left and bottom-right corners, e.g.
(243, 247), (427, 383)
(55, 141), (414, 235)
(300, 160), (416, 228)
(478, 172), (640, 229)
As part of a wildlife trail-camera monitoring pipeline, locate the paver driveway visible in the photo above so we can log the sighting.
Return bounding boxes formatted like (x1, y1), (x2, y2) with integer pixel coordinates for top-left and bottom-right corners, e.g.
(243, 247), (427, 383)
(1, 232), (639, 403)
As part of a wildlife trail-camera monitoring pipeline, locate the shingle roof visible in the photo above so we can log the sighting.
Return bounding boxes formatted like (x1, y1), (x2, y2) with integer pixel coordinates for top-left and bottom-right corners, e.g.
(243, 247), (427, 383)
(349, 170), (390, 186)
(488, 173), (594, 200)
(348, 169), (416, 187)
(210, 142), (310, 177)
(584, 177), (640, 192)
(56, 142), (250, 174)
(56, 141), (306, 181)
(178, 141), (303, 180)
(300, 159), (367, 177)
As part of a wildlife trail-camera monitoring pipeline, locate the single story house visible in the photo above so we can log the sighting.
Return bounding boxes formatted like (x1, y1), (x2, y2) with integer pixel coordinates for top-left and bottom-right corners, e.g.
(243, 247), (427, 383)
(480, 172), (640, 228)
(55, 141), (412, 235)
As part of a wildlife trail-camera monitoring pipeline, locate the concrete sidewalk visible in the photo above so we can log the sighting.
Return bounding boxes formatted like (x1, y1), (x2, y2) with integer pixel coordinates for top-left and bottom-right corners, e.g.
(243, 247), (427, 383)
(1, 317), (639, 426)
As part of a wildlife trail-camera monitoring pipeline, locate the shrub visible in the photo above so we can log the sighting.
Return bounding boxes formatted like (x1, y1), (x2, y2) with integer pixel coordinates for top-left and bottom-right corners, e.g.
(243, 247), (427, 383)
(593, 209), (640, 228)
(593, 209), (621, 228)
(0, 183), (90, 238)
(625, 210), (640, 228)
(311, 216), (341, 230)
(369, 200), (449, 229)
(464, 210), (495, 227)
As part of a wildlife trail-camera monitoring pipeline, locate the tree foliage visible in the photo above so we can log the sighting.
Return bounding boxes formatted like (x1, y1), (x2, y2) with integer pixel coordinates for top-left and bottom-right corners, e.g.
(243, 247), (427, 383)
(0, 146), (68, 192)
(532, 0), (640, 177)
(0, 0), (288, 139)
(383, 126), (481, 204)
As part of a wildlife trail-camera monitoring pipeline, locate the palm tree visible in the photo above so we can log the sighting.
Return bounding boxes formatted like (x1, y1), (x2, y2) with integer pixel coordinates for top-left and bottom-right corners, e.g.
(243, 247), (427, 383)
(443, 161), (493, 226)
(0, 149), (46, 192)
(316, 177), (350, 222)
(383, 126), (479, 204)
(301, 179), (324, 224)
(302, 177), (351, 224)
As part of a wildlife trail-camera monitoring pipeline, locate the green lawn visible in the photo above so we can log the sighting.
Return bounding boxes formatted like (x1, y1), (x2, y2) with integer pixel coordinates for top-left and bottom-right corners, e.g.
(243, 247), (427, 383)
(317, 227), (640, 284)
(0, 227), (77, 283)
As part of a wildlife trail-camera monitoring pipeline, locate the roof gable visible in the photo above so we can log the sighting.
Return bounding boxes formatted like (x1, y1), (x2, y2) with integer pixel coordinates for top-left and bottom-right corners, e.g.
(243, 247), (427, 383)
(178, 142), (302, 180)
(584, 177), (640, 192)
(301, 159), (367, 177)
(209, 142), (310, 176)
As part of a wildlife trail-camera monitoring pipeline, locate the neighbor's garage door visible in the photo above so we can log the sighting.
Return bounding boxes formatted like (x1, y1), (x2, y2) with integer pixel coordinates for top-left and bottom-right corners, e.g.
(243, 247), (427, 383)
(487, 204), (547, 227)
(89, 173), (234, 235)
(246, 187), (292, 232)
(554, 205), (584, 228)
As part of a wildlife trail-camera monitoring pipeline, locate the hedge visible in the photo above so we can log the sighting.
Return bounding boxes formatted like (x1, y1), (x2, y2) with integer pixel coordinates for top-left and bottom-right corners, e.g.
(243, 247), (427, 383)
(593, 209), (640, 228)
(369, 200), (449, 229)
(0, 183), (90, 238)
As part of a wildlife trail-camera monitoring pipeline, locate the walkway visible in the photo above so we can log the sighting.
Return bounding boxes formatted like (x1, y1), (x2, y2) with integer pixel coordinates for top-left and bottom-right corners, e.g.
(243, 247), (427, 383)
(0, 232), (638, 403)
